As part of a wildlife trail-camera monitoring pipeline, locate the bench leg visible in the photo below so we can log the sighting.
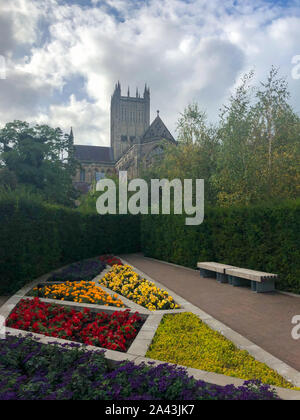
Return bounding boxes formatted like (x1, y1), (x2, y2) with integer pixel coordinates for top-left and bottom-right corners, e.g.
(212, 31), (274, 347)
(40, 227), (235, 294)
(251, 281), (257, 292)
(255, 280), (275, 293)
(216, 273), (228, 283)
(200, 269), (216, 279)
(231, 276), (251, 288)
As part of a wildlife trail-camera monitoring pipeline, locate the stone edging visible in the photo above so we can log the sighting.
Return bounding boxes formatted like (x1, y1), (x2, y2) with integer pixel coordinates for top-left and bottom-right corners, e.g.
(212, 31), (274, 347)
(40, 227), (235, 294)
(142, 254), (300, 298)
(119, 257), (300, 392)
(278, 290), (300, 299)
(1, 259), (300, 400)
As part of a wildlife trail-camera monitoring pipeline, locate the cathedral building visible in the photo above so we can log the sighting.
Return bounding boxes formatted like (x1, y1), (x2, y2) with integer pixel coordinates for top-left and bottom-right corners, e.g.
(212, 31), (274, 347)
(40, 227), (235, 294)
(73, 82), (175, 192)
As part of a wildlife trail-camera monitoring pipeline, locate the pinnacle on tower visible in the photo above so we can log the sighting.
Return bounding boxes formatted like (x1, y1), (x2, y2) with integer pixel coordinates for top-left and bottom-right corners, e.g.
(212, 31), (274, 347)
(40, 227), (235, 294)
(112, 81), (121, 98)
(143, 83), (150, 98)
(69, 127), (74, 144)
(127, 86), (130, 97)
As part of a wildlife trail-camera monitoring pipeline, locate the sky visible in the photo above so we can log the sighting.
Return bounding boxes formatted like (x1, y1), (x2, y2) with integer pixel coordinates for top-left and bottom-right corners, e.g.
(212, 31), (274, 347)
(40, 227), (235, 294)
(0, 0), (300, 146)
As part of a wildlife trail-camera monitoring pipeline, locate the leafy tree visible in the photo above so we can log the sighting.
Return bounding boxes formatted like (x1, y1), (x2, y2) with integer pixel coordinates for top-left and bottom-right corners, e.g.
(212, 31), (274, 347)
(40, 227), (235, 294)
(0, 168), (17, 190)
(213, 71), (257, 205)
(145, 68), (299, 207)
(143, 104), (219, 204)
(215, 68), (300, 205)
(0, 120), (78, 206)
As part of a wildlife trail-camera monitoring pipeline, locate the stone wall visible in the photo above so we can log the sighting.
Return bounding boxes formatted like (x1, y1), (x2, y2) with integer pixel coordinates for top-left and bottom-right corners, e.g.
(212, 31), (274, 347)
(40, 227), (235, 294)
(111, 94), (150, 161)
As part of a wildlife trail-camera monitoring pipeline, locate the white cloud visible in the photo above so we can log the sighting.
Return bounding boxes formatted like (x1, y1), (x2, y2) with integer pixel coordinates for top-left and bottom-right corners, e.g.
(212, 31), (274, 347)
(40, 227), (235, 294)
(0, 0), (300, 144)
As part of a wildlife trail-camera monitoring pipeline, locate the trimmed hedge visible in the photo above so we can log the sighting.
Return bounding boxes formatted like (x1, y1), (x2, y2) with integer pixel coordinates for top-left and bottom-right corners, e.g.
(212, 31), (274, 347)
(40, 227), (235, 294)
(141, 200), (300, 294)
(0, 196), (140, 295)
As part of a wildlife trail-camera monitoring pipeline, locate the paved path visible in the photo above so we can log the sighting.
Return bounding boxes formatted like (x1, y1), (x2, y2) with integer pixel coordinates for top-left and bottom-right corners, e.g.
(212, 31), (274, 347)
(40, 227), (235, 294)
(121, 254), (300, 372)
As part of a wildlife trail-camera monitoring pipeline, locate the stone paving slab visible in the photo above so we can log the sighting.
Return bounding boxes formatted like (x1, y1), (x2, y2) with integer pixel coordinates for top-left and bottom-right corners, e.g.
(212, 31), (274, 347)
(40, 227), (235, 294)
(121, 254), (300, 374)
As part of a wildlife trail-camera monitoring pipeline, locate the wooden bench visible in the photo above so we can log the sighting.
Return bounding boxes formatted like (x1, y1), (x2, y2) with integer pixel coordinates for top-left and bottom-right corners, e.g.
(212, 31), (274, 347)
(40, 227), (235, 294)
(197, 262), (238, 283)
(225, 268), (277, 293)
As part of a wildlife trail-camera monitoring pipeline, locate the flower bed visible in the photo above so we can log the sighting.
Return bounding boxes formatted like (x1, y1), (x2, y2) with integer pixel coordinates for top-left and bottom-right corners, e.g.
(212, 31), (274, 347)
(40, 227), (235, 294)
(6, 298), (142, 352)
(0, 335), (279, 400)
(47, 259), (106, 283)
(99, 255), (123, 266)
(98, 265), (180, 311)
(31, 281), (125, 307)
(146, 313), (294, 389)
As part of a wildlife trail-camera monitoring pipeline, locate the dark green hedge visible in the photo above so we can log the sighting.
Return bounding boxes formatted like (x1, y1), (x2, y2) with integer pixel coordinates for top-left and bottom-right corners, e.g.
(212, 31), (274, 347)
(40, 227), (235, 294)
(141, 200), (300, 294)
(0, 196), (140, 295)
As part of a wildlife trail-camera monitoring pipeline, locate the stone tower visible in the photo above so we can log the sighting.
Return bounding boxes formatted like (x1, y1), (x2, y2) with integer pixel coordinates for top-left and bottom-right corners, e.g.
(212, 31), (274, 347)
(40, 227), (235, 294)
(110, 81), (150, 161)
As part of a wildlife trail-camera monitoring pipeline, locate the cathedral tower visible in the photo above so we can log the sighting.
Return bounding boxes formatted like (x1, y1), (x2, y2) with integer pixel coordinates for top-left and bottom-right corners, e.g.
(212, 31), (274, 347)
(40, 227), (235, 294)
(110, 81), (150, 161)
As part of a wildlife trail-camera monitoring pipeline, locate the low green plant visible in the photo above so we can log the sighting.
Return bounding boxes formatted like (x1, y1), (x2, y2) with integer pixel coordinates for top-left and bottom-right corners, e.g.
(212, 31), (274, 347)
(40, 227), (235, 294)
(146, 313), (295, 389)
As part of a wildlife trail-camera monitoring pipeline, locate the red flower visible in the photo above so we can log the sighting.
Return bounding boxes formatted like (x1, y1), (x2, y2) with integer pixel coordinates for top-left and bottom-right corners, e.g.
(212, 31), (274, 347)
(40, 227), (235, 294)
(7, 298), (141, 352)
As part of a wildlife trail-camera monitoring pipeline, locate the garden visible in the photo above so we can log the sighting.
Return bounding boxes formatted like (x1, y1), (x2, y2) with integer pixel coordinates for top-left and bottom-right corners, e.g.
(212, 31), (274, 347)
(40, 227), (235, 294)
(7, 298), (142, 351)
(146, 313), (294, 389)
(1, 254), (299, 400)
(98, 264), (180, 311)
(0, 335), (280, 400)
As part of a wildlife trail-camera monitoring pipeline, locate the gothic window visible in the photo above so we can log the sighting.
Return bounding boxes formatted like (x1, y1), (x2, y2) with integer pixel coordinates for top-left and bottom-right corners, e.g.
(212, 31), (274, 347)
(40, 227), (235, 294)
(130, 136), (135, 143)
(80, 169), (85, 182)
(121, 135), (128, 142)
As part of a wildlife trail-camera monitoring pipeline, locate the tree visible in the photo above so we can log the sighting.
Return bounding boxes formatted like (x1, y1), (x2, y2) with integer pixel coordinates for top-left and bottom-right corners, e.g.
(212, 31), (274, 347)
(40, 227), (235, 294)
(0, 168), (17, 190)
(214, 68), (300, 205)
(0, 121), (78, 206)
(143, 104), (219, 204)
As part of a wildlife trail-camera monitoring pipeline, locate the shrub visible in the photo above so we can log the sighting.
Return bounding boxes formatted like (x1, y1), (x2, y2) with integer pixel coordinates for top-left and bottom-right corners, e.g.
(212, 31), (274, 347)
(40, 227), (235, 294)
(0, 335), (280, 400)
(141, 200), (300, 294)
(146, 313), (294, 389)
(0, 191), (140, 295)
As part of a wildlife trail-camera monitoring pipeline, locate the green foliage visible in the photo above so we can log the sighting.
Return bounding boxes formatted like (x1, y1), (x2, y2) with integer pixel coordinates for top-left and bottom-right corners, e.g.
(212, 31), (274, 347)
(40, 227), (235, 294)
(146, 313), (294, 389)
(141, 199), (300, 294)
(214, 67), (300, 205)
(0, 120), (78, 206)
(0, 168), (17, 190)
(142, 105), (219, 204)
(143, 68), (299, 206)
(78, 173), (120, 214)
(0, 190), (140, 295)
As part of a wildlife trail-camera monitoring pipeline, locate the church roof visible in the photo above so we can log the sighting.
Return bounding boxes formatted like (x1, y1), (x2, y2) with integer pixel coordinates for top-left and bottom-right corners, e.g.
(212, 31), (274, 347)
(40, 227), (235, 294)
(142, 113), (175, 144)
(74, 145), (114, 163)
